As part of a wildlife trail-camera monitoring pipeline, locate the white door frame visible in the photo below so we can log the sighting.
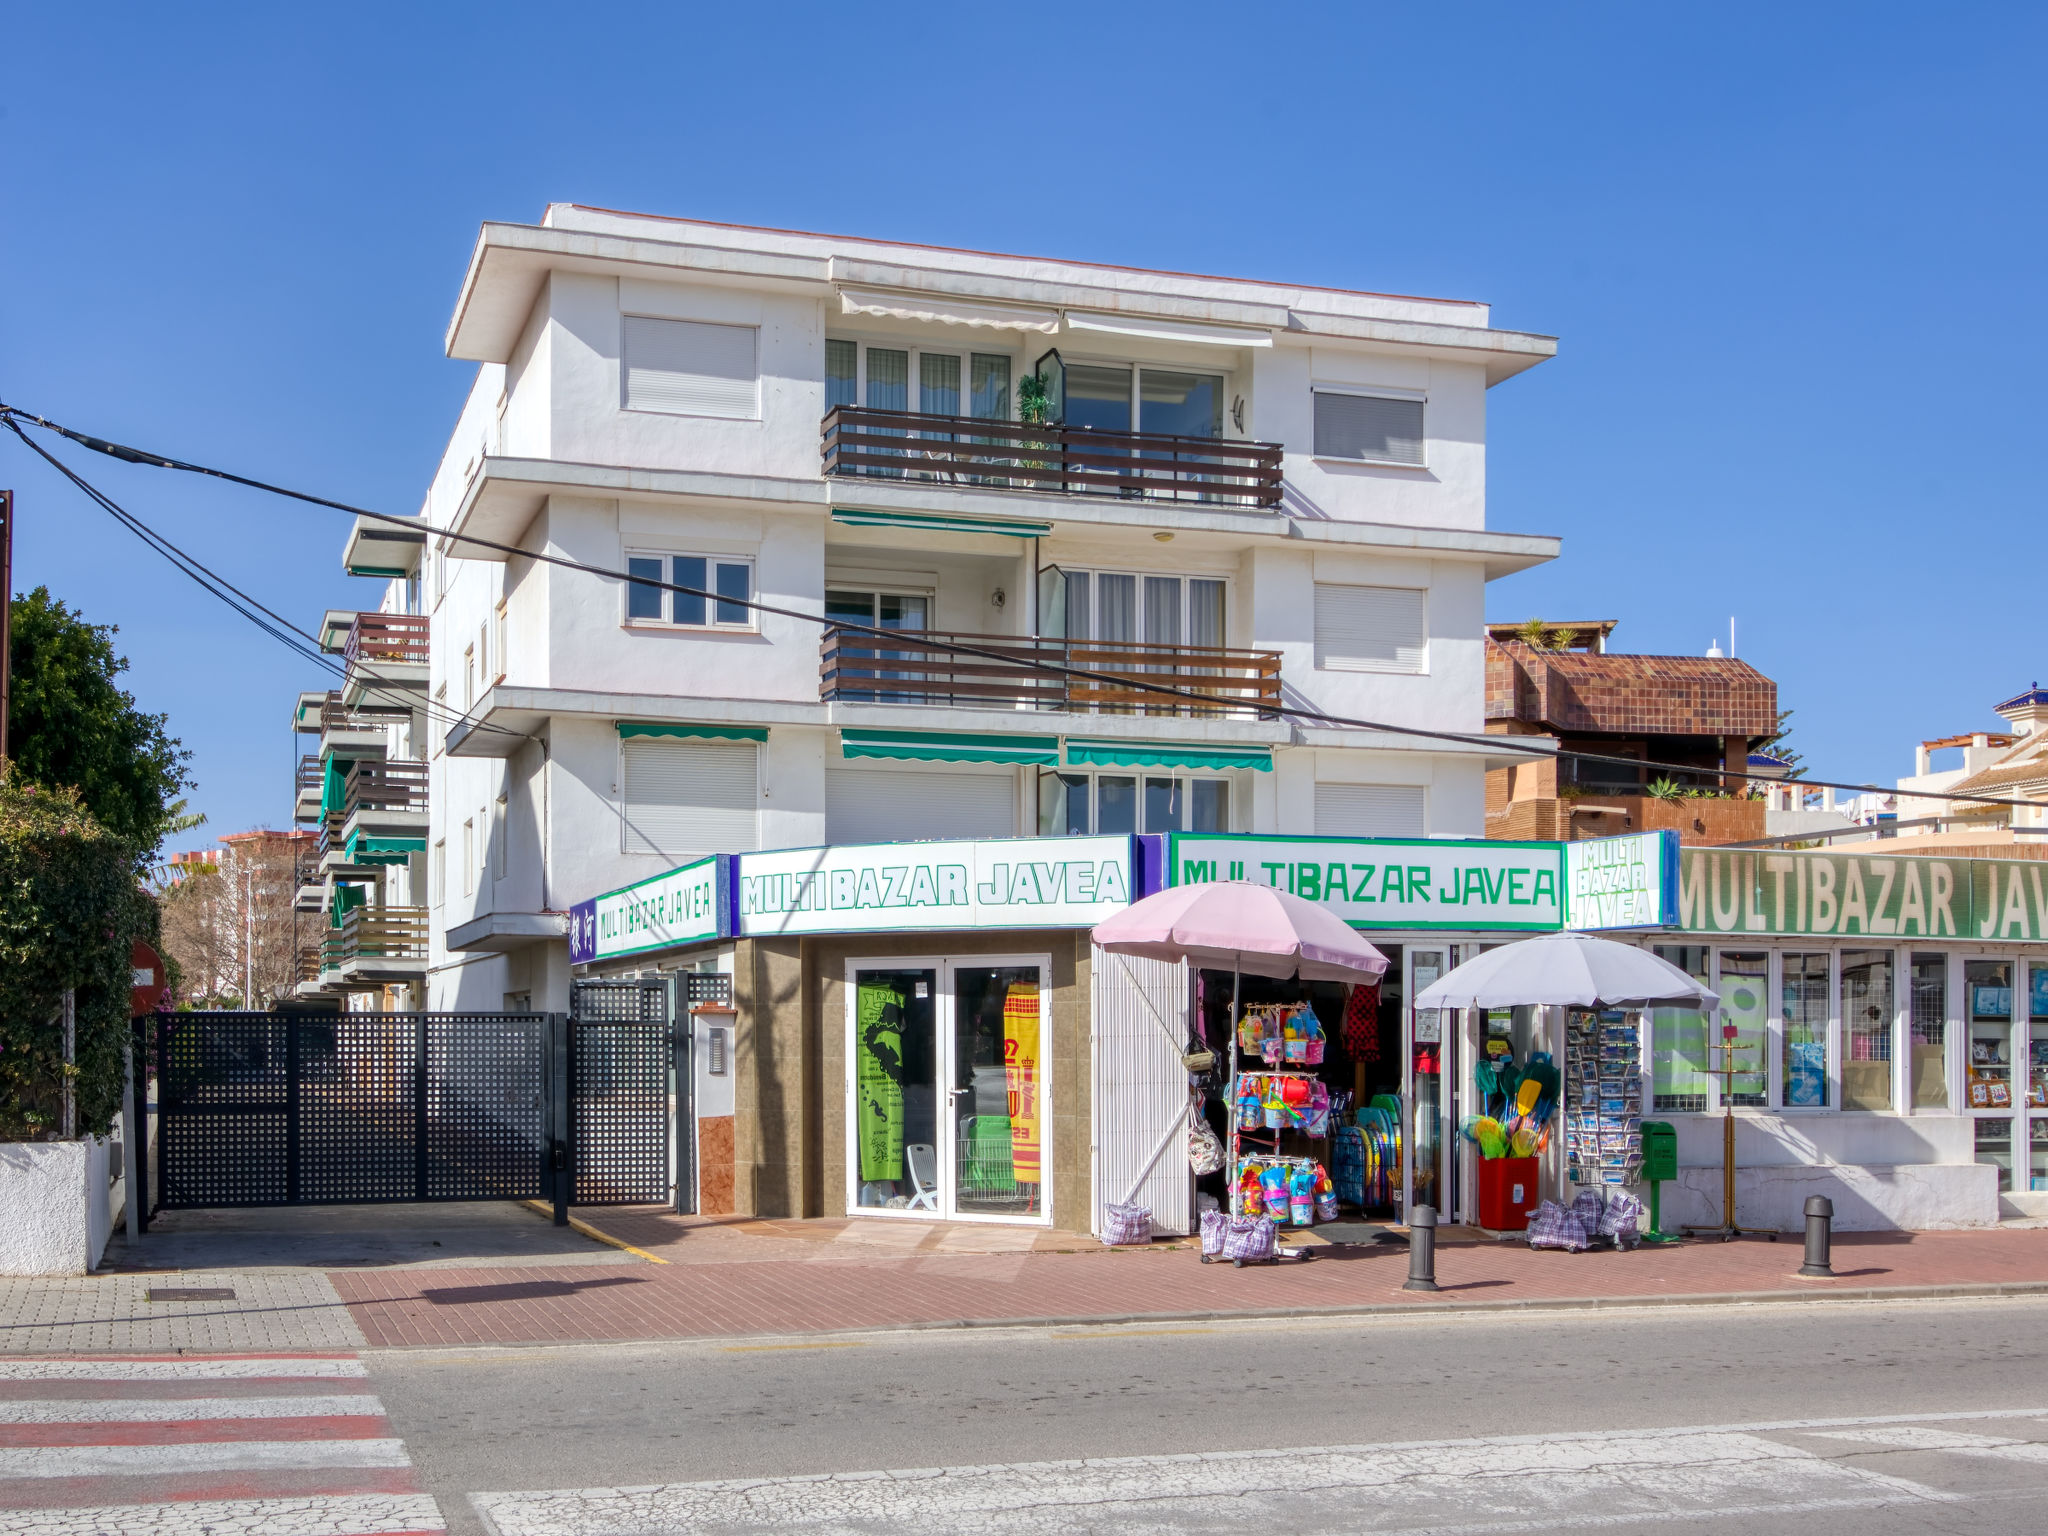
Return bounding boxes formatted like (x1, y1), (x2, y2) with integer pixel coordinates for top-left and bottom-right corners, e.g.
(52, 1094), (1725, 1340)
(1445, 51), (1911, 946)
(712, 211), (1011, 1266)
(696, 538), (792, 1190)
(842, 952), (1054, 1226)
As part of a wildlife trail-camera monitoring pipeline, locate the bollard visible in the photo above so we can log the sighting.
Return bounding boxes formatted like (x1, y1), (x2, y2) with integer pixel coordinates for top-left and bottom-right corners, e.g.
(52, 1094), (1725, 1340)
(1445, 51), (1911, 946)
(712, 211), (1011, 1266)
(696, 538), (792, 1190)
(1403, 1204), (1440, 1292)
(1798, 1195), (1833, 1277)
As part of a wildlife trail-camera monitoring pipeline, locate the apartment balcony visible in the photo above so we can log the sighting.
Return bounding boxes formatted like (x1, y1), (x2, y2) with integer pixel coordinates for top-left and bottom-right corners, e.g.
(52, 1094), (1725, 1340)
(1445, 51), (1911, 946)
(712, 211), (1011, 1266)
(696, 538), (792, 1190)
(338, 760), (428, 866)
(822, 407), (1284, 511)
(819, 626), (1281, 719)
(336, 906), (428, 985)
(293, 754), (323, 824)
(342, 613), (430, 710)
(296, 691), (392, 764)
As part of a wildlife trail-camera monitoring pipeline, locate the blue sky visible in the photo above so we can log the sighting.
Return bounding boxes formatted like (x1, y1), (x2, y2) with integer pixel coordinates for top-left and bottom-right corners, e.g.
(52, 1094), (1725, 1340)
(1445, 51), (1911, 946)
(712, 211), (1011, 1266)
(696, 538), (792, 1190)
(4, 3), (2043, 840)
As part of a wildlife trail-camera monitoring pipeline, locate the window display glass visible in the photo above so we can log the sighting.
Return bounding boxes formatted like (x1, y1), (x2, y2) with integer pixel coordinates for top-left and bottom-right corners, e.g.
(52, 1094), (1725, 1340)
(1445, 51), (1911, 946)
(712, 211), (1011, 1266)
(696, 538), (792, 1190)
(1717, 951), (1769, 1107)
(1780, 952), (1830, 1108)
(1409, 949), (1445, 1212)
(1650, 945), (1710, 1112)
(951, 965), (1044, 1219)
(852, 968), (938, 1210)
(2032, 1119), (2048, 1194)
(1910, 953), (1949, 1109)
(2029, 963), (2048, 1111)
(1966, 960), (2014, 1111)
(1975, 1116), (2013, 1193)
(1840, 948), (1894, 1112)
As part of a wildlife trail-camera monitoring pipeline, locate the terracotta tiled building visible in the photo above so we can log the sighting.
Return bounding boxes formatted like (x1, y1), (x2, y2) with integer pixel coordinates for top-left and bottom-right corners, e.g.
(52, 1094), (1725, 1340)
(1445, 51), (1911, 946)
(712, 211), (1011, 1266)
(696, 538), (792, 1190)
(1484, 621), (1779, 844)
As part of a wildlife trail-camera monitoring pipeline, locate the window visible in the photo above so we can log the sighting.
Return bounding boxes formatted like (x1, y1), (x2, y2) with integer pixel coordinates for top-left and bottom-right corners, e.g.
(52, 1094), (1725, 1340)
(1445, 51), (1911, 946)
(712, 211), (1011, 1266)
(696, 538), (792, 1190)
(1967, 960), (2014, 1111)
(461, 819), (474, 898)
(477, 806), (489, 882)
(826, 339), (858, 410)
(1651, 945), (1711, 1111)
(477, 622), (489, 691)
(1314, 783), (1425, 838)
(431, 840), (445, 907)
(1314, 583), (1427, 673)
(825, 587), (929, 703)
(491, 795), (508, 875)
(1910, 952), (1950, 1109)
(1716, 951), (1769, 1107)
(620, 738), (759, 857)
(463, 646), (476, 709)
(621, 316), (759, 419)
(830, 340), (1016, 422)
(1037, 772), (1230, 835)
(625, 553), (754, 629)
(1781, 951), (1831, 1108)
(1035, 353), (1223, 438)
(1841, 948), (1895, 1111)
(493, 602), (507, 683)
(1313, 390), (1425, 465)
(1054, 570), (1226, 649)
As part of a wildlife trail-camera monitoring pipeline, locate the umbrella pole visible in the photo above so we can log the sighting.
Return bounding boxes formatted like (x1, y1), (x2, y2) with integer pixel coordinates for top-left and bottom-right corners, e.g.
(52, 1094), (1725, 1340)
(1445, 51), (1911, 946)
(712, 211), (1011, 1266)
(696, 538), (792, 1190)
(1227, 965), (1241, 1218)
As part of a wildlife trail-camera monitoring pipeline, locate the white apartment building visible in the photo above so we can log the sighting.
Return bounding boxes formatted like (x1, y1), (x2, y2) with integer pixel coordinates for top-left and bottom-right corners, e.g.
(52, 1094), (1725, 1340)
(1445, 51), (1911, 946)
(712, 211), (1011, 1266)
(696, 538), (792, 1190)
(361, 207), (1557, 1014)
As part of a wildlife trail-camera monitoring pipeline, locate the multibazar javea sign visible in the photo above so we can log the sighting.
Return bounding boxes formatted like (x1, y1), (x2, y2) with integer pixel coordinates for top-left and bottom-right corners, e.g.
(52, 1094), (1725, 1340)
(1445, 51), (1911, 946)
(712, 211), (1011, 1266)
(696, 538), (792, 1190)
(1675, 848), (2048, 940)
(736, 834), (1136, 936)
(1168, 833), (1565, 931)
(570, 855), (724, 964)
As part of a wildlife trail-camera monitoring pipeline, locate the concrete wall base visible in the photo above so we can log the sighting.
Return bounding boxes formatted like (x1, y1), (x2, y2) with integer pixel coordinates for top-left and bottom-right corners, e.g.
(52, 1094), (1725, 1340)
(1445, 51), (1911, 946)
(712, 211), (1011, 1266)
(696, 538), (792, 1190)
(0, 1138), (114, 1275)
(1650, 1162), (1998, 1232)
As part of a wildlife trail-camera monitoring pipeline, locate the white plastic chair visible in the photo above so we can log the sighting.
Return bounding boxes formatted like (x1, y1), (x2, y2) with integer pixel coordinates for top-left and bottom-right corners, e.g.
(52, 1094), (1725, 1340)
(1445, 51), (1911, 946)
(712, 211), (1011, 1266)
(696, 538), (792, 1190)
(905, 1142), (939, 1212)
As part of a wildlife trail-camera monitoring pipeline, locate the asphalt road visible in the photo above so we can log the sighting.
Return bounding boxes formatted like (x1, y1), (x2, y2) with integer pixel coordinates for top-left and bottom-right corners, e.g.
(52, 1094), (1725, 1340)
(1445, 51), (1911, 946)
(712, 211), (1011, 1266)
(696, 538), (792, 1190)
(369, 1295), (2048, 1534)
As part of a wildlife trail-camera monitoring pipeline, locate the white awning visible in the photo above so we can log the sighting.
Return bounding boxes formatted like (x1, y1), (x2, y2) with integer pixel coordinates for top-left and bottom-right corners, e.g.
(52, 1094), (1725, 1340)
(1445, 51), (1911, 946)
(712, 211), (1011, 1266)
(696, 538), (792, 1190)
(838, 289), (1060, 334)
(1064, 311), (1273, 348)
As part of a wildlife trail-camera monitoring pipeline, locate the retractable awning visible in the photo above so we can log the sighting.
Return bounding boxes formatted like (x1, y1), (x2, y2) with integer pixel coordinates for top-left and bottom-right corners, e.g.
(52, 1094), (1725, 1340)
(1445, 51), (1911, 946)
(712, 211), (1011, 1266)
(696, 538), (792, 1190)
(839, 289), (1060, 334)
(344, 830), (427, 865)
(1063, 312), (1273, 348)
(830, 508), (1053, 539)
(616, 722), (769, 742)
(1065, 740), (1274, 772)
(841, 729), (1060, 766)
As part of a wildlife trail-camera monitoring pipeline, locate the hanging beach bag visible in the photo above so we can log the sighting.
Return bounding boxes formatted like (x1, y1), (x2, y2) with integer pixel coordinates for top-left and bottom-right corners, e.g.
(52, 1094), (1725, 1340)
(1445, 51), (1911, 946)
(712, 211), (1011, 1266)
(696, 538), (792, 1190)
(1188, 1116), (1226, 1176)
(1101, 1201), (1153, 1246)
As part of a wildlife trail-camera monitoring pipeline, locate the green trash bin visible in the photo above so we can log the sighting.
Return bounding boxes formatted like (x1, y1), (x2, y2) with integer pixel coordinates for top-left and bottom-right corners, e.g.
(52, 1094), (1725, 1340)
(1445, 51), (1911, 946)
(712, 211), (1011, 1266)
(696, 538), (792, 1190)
(1640, 1121), (1680, 1242)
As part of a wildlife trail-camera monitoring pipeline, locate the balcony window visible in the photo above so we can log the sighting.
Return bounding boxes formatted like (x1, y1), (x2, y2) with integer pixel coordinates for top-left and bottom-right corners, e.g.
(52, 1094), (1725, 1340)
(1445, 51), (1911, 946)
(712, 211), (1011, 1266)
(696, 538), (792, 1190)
(626, 552), (755, 630)
(1038, 353), (1223, 439)
(622, 316), (759, 420)
(1051, 569), (1225, 647)
(1313, 389), (1425, 466)
(1037, 771), (1229, 835)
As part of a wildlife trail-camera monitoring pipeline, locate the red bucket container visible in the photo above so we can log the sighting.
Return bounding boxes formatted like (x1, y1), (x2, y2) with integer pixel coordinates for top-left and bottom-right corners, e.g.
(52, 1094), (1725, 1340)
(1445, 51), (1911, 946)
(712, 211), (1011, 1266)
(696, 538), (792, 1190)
(1477, 1155), (1541, 1231)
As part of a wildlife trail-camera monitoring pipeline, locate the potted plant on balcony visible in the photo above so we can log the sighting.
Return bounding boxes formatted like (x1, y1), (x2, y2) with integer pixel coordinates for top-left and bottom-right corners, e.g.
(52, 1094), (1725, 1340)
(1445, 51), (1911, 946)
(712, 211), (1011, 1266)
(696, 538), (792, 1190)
(1015, 372), (1057, 486)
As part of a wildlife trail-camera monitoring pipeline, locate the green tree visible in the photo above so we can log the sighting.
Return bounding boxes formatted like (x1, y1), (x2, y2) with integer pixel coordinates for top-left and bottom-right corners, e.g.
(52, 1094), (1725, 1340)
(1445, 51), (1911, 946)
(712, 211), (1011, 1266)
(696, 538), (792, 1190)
(8, 587), (193, 861)
(1757, 707), (1805, 780)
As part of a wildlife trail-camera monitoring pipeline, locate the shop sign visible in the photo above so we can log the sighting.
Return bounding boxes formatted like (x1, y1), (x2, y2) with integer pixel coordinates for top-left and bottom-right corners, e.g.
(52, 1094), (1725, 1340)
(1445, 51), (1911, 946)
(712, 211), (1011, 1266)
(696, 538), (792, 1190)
(736, 835), (1135, 936)
(1564, 830), (1680, 931)
(1167, 834), (1563, 931)
(571, 855), (725, 964)
(1675, 848), (2048, 941)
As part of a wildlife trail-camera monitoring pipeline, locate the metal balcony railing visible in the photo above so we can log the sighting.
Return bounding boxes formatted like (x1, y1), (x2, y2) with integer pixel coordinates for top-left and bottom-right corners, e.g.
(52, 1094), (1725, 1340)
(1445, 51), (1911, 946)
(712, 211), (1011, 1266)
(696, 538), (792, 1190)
(820, 626), (1282, 718)
(822, 406), (1284, 509)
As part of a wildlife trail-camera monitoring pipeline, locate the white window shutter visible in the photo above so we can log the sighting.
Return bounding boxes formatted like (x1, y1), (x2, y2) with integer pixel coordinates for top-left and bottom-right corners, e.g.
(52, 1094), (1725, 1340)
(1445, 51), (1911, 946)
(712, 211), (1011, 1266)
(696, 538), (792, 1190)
(1314, 583), (1427, 673)
(622, 740), (759, 857)
(622, 317), (759, 419)
(1313, 392), (1425, 465)
(1315, 783), (1426, 838)
(826, 765), (1016, 844)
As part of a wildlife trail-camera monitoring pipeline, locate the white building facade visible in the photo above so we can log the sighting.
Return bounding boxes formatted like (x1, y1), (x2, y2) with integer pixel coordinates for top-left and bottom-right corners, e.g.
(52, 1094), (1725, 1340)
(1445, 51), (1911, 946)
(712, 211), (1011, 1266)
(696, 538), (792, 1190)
(385, 207), (1557, 1015)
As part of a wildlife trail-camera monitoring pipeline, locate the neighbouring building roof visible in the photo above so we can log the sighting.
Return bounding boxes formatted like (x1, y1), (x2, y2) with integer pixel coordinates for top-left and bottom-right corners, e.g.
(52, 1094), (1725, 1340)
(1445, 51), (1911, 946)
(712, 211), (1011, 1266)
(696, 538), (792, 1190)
(1485, 641), (1778, 739)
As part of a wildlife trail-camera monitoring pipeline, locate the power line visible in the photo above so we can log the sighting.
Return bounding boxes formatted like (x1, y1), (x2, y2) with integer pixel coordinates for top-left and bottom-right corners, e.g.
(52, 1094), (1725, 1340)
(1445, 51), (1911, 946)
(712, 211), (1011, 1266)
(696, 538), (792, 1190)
(1, 402), (2029, 813)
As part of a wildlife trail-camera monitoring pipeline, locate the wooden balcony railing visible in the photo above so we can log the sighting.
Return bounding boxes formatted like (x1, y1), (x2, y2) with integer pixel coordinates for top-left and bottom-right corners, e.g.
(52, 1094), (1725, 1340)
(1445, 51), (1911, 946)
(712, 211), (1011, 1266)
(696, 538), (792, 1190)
(298, 944), (326, 985)
(822, 406), (1283, 510)
(820, 626), (1281, 718)
(296, 754), (322, 798)
(342, 906), (428, 965)
(342, 760), (429, 818)
(345, 612), (430, 668)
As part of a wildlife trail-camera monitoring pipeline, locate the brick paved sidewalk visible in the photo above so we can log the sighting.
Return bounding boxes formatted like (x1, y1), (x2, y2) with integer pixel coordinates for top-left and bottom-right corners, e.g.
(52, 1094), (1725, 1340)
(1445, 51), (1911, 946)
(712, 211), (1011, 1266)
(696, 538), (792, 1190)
(328, 1218), (2048, 1349)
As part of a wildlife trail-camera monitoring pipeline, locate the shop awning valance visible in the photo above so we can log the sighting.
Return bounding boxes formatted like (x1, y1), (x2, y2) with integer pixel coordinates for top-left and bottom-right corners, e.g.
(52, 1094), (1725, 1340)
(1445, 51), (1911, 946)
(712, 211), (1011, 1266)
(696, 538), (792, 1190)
(841, 729), (1059, 766)
(830, 508), (1053, 539)
(1065, 741), (1273, 772)
(839, 289), (1061, 334)
(616, 722), (769, 742)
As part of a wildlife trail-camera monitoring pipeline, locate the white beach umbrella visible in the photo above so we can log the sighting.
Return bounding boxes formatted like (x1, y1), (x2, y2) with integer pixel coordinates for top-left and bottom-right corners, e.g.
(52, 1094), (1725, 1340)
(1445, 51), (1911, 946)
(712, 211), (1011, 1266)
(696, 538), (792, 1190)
(1412, 930), (1719, 1013)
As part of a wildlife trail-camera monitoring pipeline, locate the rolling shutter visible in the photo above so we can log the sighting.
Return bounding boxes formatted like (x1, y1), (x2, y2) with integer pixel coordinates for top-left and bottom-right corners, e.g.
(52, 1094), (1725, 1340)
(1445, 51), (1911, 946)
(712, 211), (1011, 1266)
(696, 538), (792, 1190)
(1314, 583), (1427, 673)
(1315, 783), (1426, 838)
(621, 739), (758, 857)
(622, 317), (759, 419)
(1313, 391), (1425, 465)
(825, 764), (1016, 844)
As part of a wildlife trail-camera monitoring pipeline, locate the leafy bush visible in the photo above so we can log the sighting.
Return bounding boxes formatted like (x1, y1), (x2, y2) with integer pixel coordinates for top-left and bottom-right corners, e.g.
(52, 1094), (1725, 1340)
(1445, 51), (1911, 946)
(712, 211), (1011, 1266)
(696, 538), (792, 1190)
(0, 774), (154, 1140)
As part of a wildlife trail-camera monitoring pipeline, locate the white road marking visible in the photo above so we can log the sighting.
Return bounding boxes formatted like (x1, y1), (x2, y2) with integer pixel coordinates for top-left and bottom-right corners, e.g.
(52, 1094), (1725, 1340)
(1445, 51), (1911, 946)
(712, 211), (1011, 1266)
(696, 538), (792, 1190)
(471, 1422), (1961, 1534)
(0, 1438), (413, 1478)
(1810, 1424), (2048, 1464)
(0, 1394), (381, 1424)
(0, 1492), (445, 1535)
(0, 1358), (368, 1382)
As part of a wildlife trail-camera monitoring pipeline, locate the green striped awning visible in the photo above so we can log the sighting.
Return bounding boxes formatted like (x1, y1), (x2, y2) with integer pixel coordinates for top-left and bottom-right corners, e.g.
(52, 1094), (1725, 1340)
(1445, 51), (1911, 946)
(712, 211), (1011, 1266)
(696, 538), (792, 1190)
(616, 722), (769, 742)
(841, 729), (1059, 765)
(831, 508), (1053, 539)
(344, 829), (427, 865)
(1065, 740), (1274, 772)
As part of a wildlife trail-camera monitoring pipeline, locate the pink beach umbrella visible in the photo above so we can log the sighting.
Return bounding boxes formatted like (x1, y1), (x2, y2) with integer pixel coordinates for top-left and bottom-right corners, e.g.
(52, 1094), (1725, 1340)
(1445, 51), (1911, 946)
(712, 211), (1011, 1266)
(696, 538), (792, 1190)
(1092, 880), (1390, 985)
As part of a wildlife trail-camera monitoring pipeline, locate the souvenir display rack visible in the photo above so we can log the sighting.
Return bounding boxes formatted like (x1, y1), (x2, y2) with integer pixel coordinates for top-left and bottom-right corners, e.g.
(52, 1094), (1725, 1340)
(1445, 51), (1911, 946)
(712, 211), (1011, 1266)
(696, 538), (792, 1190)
(1564, 1009), (1642, 1188)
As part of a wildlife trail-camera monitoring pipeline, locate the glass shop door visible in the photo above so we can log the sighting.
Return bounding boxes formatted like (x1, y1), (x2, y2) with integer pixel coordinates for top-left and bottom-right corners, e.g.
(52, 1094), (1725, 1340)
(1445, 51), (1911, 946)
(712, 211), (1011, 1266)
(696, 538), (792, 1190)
(1405, 947), (1450, 1219)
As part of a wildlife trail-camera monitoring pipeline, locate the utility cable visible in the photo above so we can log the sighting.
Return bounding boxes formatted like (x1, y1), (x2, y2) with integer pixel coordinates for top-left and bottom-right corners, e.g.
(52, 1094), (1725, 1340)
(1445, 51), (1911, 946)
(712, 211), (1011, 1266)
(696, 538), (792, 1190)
(0, 402), (2019, 811)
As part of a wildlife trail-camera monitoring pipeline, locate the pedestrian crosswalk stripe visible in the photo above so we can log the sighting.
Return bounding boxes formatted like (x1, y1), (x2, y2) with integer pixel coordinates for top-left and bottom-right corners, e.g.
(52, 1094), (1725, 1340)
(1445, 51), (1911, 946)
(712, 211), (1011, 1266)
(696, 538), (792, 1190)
(0, 1492), (445, 1535)
(0, 1358), (368, 1382)
(0, 1396), (380, 1425)
(0, 1438), (415, 1478)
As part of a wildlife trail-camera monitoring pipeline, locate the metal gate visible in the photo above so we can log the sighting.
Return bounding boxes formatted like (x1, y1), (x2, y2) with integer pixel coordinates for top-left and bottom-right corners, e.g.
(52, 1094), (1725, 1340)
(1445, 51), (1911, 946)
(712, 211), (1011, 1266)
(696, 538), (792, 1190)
(148, 1011), (553, 1210)
(567, 980), (674, 1207)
